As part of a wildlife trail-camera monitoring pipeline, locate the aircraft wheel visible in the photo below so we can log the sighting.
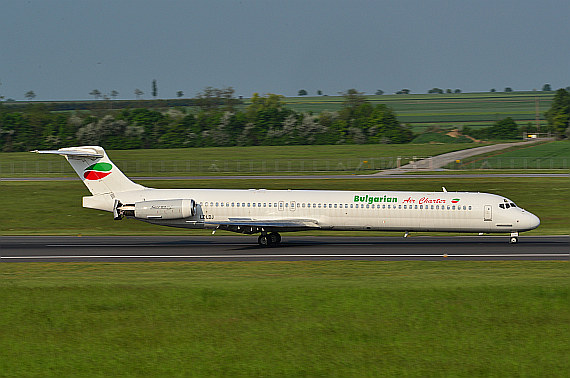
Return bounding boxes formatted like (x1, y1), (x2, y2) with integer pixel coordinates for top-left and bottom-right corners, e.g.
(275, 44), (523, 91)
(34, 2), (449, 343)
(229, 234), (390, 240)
(509, 236), (518, 244)
(258, 234), (270, 248)
(269, 232), (281, 246)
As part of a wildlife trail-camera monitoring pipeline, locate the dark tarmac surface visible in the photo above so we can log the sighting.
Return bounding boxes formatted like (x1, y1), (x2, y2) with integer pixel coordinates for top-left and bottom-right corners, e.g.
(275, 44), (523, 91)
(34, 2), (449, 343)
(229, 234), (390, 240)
(1, 235), (568, 262)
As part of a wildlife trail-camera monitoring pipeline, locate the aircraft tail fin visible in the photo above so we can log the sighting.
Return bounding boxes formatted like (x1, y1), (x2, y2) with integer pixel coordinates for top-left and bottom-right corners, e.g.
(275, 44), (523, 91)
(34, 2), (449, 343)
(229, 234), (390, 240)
(32, 146), (144, 195)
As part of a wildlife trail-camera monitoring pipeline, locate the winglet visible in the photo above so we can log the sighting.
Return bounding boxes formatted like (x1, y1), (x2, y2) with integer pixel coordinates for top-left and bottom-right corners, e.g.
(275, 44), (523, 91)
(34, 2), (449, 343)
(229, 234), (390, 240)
(442, 186), (447, 192)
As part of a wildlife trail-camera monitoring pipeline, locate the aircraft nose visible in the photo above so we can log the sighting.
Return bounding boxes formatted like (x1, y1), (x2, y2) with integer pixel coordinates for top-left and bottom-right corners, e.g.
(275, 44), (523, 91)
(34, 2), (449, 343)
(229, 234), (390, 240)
(523, 212), (540, 230)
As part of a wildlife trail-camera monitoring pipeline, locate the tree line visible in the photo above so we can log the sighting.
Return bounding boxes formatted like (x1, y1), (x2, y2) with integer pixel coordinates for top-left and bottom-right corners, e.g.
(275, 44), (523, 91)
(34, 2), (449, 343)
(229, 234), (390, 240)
(1, 88), (567, 153)
(0, 89), (412, 152)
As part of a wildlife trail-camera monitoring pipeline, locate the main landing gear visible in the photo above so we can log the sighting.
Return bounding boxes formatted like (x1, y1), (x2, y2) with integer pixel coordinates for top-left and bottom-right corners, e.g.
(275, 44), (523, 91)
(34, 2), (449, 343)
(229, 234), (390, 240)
(258, 232), (282, 248)
(509, 232), (519, 244)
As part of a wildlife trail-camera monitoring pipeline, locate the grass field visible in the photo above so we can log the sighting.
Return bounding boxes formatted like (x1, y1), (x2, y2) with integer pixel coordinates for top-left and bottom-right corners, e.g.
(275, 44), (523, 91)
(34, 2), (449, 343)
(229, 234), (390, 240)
(280, 91), (554, 131)
(449, 141), (570, 170)
(0, 143), (492, 177)
(2, 177), (568, 235)
(0, 261), (567, 376)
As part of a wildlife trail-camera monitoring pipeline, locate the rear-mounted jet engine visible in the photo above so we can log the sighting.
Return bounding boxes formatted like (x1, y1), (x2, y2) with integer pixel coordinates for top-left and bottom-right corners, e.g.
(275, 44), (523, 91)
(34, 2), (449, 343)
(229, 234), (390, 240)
(114, 199), (196, 220)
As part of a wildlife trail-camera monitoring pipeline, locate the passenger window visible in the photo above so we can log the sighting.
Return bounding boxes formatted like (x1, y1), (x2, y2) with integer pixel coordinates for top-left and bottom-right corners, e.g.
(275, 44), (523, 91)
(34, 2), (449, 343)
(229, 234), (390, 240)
(469, 206), (472, 210)
(499, 204), (504, 209)
(252, 203), (255, 207)
(263, 203), (266, 207)
(431, 205), (434, 210)
(268, 203), (271, 207)
(436, 205), (439, 210)
(415, 205), (418, 209)
(366, 204), (370, 209)
(242, 203), (246, 207)
(399, 205), (402, 209)
(463, 206), (466, 210)
(403, 205), (406, 209)
(511, 203), (516, 207)
(350, 204), (353, 208)
(334, 204), (337, 208)
(285, 203), (288, 208)
(383, 204), (386, 209)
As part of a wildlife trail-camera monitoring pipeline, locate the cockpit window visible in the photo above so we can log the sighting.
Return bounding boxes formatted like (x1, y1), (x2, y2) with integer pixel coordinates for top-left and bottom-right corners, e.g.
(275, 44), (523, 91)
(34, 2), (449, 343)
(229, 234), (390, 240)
(499, 202), (517, 209)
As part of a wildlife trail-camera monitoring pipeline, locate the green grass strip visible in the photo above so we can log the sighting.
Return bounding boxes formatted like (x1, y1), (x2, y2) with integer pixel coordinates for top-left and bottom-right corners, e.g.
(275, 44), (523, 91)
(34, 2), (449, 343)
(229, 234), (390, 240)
(0, 261), (567, 376)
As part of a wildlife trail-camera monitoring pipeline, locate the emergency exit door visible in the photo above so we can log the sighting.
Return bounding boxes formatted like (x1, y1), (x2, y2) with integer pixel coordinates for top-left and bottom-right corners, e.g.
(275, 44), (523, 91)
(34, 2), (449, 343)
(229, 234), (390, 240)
(484, 205), (492, 221)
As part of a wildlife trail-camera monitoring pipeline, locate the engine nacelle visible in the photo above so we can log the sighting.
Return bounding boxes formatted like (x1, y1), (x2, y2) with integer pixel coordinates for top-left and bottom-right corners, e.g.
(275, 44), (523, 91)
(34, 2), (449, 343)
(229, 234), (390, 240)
(134, 199), (196, 220)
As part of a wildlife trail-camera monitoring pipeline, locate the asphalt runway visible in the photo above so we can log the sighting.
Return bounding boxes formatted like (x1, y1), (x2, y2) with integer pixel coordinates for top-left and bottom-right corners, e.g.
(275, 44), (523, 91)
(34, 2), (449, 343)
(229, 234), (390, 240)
(1, 235), (568, 262)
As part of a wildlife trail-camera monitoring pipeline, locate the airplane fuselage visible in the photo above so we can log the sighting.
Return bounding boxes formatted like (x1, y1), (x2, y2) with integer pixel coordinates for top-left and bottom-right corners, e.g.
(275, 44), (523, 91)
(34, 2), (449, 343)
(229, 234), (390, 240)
(97, 188), (540, 234)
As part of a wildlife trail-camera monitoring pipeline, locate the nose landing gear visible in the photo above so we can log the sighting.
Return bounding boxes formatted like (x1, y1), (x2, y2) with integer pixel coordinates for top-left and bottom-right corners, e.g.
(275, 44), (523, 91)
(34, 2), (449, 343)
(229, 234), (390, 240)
(509, 232), (519, 244)
(258, 232), (282, 248)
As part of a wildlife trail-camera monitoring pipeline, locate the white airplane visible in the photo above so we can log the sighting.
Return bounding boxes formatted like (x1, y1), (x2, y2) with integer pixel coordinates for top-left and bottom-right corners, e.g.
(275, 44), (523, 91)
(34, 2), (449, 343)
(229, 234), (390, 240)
(34, 146), (540, 246)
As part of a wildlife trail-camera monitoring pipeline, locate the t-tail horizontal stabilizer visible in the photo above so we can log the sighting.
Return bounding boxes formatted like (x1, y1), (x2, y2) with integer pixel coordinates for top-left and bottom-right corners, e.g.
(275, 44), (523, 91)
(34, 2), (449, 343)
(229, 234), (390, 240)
(32, 146), (145, 198)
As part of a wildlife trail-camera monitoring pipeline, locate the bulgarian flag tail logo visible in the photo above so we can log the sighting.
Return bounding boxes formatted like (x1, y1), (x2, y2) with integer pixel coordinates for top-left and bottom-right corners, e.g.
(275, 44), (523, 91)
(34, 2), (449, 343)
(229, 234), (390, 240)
(451, 198), (460, 203)
(84, 162), (112, 180)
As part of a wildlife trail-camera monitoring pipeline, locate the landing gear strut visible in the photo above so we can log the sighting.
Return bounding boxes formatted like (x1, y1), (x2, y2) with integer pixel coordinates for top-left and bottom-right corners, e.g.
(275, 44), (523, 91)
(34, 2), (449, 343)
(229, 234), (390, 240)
(258, 232), (281, 248)
(509, 232), (519, 244)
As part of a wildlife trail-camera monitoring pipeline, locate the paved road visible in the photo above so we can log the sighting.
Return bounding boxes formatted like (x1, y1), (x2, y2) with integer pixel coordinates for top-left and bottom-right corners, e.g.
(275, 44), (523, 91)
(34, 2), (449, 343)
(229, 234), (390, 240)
(1, 236), (567, 262)
(372, 140), (545, 175)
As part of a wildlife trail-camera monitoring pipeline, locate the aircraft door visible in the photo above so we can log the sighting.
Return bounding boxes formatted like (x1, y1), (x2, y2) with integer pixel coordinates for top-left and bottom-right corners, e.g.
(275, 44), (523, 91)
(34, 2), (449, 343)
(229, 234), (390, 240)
(278, 201), (284, 211)
(290, 201), (296, 212)
(484, 205), (492, 221)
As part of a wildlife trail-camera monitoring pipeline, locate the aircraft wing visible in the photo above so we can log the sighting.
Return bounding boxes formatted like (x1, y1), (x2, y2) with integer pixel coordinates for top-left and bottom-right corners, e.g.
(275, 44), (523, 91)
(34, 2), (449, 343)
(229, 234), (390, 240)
(204, 217), (320, 231)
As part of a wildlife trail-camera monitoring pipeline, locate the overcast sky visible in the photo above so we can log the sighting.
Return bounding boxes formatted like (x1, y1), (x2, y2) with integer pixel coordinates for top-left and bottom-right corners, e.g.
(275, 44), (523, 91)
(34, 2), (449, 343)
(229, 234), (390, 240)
(2, 0), (569, 101)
